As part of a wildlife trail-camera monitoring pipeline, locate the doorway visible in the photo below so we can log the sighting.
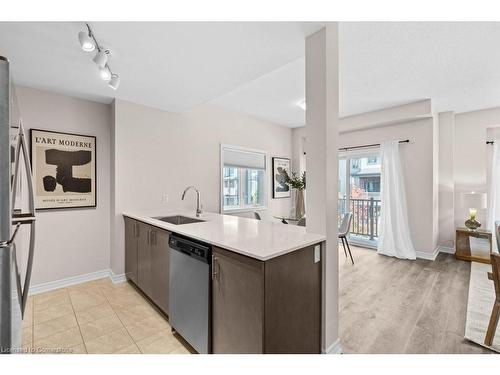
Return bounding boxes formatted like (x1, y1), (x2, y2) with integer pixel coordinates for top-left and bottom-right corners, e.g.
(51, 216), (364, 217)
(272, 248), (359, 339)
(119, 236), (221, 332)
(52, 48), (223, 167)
(338, 151), (381, 248)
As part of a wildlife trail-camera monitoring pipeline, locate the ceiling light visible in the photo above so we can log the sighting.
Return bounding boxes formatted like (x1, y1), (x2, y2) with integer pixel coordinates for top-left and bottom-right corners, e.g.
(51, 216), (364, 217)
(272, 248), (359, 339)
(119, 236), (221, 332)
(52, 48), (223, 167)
(78, 31), (95, 52)
(99, 66), (112, 81)
(297, 99), (306, 111)
(78, 23), (120, 89)
(92, 50), (108, 68)
(108, 74), (120, 90)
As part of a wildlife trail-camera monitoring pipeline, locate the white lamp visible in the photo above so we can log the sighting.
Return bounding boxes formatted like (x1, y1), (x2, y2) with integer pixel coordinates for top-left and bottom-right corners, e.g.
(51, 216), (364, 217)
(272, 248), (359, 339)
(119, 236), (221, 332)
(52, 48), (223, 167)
(461, 192), (487, 230)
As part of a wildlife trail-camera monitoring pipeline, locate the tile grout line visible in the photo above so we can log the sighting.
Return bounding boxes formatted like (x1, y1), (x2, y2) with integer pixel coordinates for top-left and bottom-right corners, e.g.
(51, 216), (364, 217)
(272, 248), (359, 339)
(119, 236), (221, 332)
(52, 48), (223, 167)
(67, 287), (89, 354)
(73, 281), (129, 353)
(98, 282), (142, 354)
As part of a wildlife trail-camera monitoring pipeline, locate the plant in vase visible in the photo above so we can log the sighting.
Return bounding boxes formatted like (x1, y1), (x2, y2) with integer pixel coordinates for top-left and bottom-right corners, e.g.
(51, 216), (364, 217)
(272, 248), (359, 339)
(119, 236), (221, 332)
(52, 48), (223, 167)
(283, 171), (306, 219)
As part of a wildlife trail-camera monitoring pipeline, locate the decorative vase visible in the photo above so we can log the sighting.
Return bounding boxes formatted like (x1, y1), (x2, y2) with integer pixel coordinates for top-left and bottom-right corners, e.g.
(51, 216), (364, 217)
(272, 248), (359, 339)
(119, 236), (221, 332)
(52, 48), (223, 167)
(295, 189), (305, 219)
(465, 208), (481, 231)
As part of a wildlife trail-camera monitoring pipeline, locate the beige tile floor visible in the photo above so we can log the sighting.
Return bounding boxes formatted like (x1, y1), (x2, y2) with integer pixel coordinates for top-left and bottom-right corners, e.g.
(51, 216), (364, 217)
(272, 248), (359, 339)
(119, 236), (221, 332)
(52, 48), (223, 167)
(22, 278), (191, 354)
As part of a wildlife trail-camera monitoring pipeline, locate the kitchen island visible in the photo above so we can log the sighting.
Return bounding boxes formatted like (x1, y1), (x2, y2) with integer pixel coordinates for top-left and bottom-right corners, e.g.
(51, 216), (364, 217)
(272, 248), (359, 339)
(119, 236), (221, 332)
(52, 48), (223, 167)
(123, 210), (325, 354)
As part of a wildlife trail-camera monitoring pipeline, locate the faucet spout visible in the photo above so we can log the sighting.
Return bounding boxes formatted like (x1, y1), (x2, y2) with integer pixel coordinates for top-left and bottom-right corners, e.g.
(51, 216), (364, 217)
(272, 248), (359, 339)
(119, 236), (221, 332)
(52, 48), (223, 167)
(181, 186), (202, 217)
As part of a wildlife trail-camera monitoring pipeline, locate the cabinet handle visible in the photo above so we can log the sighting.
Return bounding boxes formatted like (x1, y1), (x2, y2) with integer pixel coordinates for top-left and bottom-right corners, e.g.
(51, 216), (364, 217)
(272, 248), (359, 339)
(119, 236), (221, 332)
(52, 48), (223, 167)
(212, 256), (219, 280)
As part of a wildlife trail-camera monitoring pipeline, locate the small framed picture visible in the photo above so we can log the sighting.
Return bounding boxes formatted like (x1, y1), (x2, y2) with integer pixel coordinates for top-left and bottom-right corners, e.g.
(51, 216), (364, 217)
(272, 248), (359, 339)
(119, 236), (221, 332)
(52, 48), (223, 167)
(272, 157), (291, 199)
(30, 129), (97, 210)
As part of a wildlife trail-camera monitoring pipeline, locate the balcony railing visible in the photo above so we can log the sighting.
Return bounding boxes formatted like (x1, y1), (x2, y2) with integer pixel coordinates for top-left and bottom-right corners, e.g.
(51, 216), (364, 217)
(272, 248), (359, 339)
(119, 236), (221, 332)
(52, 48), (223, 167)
(338, 198), (381, 240)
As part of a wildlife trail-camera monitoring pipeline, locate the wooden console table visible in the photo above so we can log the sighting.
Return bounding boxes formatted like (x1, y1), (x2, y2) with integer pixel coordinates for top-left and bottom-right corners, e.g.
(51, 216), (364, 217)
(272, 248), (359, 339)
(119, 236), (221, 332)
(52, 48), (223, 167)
(455, 227), (492, 264)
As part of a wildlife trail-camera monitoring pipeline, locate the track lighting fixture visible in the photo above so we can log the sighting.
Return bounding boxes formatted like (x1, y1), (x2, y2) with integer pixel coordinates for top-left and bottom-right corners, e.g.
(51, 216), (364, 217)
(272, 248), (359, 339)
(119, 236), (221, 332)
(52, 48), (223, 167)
(92, 50), (108, 68)
(78, 30), (95, 52)
(99, 66), (112, 81)
(108, 74), (120, 90)
(78, 23), (120, 89)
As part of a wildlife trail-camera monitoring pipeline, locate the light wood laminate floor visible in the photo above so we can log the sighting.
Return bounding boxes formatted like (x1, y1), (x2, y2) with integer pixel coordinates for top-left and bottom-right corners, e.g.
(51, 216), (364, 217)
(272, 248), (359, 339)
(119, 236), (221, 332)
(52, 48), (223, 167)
(339, 245), (492, 354)
(22, 278), (190, 354)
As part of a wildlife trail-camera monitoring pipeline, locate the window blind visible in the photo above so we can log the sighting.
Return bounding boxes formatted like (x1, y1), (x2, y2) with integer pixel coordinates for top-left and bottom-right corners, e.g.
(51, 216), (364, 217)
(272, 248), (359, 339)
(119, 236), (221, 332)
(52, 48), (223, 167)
(222, 146), (266, 170)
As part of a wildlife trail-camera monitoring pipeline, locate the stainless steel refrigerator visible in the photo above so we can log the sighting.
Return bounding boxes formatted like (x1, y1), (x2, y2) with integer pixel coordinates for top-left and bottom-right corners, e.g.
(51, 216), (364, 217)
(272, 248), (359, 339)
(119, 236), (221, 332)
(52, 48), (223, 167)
(0, 56), (36, 354)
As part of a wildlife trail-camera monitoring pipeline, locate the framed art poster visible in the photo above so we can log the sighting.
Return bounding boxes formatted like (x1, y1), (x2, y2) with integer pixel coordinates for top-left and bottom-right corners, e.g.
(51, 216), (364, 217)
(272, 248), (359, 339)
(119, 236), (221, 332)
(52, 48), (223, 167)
(30, 129), (97, 210)
(272, 157), (291, 198)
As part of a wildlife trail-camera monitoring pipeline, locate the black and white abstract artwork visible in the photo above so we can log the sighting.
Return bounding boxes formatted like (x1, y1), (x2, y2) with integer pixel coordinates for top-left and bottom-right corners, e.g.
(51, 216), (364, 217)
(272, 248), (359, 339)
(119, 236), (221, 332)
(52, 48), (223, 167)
(30, 129), (96, 210)
(272, 157), (290, 199)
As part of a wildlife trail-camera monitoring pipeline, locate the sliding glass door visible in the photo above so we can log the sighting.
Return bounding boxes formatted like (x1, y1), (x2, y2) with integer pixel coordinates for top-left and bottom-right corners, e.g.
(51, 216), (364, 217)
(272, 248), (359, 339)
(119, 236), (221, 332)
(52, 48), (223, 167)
(338, 151), (381, 247)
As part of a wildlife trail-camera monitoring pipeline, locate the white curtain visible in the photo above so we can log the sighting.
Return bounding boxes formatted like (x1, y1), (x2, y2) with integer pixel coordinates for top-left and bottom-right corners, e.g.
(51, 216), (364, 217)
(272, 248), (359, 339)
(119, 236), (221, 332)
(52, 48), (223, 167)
(487, 142), (499, 253)
(377, 140), (417, 260)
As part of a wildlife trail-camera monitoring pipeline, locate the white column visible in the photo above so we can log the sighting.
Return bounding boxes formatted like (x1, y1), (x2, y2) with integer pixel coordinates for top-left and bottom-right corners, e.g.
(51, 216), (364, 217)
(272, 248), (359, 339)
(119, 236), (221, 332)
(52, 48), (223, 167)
(438, 111), (455, 249)
(305, 23), (340, 353)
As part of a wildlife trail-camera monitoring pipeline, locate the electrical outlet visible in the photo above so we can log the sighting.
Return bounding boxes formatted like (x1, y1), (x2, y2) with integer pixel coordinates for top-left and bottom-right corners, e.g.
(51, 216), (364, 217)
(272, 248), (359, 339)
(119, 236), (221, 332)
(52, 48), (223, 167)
(314, 245), (321, 263)
(161, 193), (169, 204)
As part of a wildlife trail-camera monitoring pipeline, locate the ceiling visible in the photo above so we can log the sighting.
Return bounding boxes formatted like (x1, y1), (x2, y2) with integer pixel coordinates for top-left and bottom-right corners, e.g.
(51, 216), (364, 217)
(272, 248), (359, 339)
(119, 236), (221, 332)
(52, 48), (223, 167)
(1, 22), (500, 128)
(0, 22), (322, 112)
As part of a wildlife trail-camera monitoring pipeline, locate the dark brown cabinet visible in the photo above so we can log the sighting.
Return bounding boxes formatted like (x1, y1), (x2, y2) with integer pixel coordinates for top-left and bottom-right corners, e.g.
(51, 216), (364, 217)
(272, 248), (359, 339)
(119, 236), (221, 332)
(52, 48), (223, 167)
(124, 217), (138, 284)
(137, 221), (154, 298)
(212, 244), (322, 354)
(124, 217), (170, 316)
(150, 228), (170, 314)
(212, 247), (265, 353)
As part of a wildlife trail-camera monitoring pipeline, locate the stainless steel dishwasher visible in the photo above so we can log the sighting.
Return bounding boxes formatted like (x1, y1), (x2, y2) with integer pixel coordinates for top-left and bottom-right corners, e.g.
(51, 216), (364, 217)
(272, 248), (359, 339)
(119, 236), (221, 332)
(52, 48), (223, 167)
(169, 234), (211, 354)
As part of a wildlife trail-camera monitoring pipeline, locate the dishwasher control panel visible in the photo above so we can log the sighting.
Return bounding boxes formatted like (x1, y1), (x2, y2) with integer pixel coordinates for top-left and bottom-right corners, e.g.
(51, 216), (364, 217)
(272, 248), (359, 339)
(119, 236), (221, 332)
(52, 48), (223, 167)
(169, 235), (211, 263)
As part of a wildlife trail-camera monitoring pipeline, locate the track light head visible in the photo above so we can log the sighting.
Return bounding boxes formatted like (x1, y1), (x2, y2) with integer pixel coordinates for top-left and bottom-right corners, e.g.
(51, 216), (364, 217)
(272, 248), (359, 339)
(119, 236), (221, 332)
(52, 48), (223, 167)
(108, 74), (120, 90)
(92, 50), (108, 68)
(78, 31), (95, 52)
(99, 66), (112, 81)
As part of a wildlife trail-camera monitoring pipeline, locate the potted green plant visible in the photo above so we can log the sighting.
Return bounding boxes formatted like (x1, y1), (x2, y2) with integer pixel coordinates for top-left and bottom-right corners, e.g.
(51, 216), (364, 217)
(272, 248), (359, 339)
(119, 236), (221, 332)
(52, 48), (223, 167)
(283, 171), (306, 219)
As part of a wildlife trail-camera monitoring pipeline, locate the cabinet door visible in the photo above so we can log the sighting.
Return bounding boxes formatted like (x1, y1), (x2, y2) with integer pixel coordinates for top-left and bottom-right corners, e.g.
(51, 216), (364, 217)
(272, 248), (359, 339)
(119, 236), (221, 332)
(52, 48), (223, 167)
(264, 245), (321, 353)
(137, 222), (153, 298)
(124, 217), (138, 284)
(150, 228), (170, 315)
(212, 247), (264, 354)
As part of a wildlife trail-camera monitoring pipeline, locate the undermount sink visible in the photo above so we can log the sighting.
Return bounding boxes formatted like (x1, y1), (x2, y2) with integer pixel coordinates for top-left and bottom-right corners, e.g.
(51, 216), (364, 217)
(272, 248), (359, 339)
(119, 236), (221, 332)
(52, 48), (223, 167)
(152, 215), (205, 225)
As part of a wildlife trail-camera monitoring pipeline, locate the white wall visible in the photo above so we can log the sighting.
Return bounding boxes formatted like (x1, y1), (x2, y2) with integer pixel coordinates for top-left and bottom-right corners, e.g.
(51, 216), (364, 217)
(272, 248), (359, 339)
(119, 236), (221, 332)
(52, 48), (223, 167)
(293, 117), (438, 255)
(340, 119), (437, 254)
(111, 100), (293, 275)
(454, 107), (500, 229)
(438, 112), (455, 248)
(14, 86), (111, 285)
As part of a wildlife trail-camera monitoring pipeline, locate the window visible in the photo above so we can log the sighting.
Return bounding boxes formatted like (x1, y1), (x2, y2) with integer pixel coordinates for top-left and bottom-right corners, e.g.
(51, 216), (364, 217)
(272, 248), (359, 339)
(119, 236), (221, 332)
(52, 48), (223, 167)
(221, 145), (267, 212)
(367, 156), (379, 165)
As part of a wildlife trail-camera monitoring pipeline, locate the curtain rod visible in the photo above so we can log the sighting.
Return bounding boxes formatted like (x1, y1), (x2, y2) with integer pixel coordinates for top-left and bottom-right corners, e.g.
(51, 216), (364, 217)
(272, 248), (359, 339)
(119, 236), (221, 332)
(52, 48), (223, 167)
(487, 141), (494, 145)
(338, 139), (410, 152)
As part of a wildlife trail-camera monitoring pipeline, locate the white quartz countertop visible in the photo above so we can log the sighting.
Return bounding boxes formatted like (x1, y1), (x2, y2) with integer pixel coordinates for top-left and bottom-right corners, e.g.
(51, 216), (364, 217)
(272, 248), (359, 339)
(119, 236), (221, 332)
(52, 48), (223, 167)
(123, 210), (325, 261)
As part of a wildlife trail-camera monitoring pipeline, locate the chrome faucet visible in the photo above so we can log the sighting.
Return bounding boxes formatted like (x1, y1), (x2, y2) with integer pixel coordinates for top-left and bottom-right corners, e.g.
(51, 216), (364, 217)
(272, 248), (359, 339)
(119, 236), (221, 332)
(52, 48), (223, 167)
(181, 186), (202, 217)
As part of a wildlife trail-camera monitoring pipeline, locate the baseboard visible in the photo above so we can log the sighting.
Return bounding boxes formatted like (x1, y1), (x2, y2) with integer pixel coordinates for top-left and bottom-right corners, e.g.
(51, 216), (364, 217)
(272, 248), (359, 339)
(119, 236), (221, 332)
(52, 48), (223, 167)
(29, 269), (110, 295)
(110, 270), (127, 284)
(322, 338), (342, 354)
(415, 246), (455, 261)
(438, 245), (455, 255)
(416, 246), (440, 261)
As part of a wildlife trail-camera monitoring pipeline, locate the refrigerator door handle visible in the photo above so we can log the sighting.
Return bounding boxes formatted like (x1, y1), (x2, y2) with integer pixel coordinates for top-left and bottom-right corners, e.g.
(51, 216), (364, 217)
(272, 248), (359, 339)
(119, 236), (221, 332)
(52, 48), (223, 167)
(11, 122), (36, 317)
(0, 222), (21, 249)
